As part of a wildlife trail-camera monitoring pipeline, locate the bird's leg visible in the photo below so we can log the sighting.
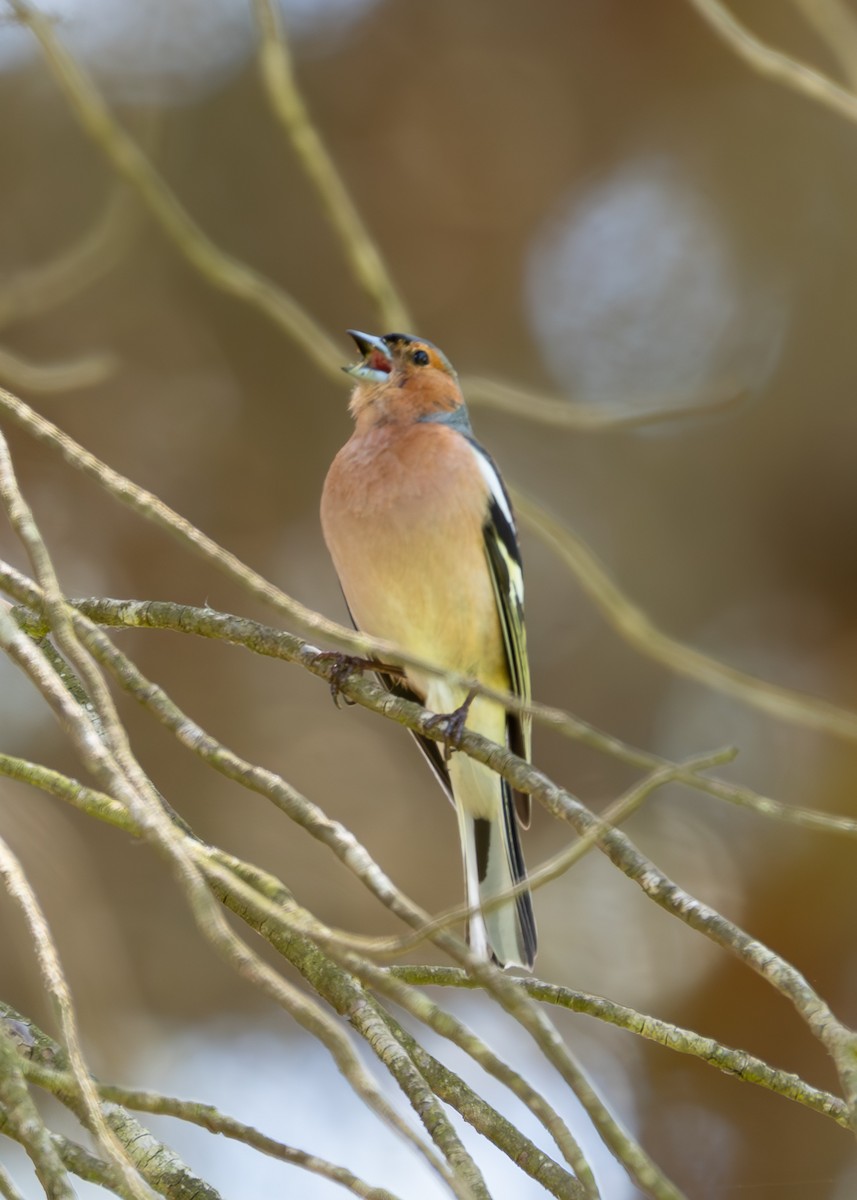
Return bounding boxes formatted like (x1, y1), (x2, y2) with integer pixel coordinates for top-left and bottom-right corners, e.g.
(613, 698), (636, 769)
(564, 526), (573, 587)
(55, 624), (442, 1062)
(314, 651), (405, 707)
(423, 686), (479, 761)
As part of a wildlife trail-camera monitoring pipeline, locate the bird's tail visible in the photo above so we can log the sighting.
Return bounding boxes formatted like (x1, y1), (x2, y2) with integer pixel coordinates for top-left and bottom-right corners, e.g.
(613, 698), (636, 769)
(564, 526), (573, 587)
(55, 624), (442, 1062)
(455, 776), (537, 971)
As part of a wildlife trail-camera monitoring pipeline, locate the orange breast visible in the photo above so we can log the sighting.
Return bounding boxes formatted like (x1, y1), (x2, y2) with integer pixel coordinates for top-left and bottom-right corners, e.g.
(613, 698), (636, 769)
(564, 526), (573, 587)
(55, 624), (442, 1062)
(321, 422), (507, 694)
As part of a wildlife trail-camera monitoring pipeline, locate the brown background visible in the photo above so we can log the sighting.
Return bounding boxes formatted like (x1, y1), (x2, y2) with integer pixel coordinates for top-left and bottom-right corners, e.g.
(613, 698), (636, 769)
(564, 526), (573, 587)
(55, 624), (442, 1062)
(1, 1), (857, 1195)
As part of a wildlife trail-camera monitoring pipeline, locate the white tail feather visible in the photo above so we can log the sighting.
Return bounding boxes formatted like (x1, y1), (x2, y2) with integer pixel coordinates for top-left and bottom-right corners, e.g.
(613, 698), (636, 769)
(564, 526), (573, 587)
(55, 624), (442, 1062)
(451, 749), (535, 969)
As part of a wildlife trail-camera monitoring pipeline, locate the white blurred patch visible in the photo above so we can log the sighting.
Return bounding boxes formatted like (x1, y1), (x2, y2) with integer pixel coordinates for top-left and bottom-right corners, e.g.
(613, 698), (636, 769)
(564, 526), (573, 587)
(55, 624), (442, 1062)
(4, 1013), (640, 1199)
(525, 159), (789, 418)
(0, 654), (54, 744)
(0, 0), (380, 103)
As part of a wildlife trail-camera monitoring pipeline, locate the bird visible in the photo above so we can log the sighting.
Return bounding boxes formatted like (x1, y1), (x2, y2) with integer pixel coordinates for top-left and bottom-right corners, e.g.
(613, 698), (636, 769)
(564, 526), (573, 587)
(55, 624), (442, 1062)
(320, 330), (537, 970)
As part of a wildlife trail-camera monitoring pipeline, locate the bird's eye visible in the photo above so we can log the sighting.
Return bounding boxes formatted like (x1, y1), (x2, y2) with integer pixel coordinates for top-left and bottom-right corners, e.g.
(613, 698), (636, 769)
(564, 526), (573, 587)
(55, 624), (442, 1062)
(411, 349), (430, 366)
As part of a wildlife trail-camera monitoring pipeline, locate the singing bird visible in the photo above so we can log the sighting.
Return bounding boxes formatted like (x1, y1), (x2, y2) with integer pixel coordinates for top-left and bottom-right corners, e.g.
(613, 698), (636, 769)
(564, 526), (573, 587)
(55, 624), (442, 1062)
(321, 331), (536, 969)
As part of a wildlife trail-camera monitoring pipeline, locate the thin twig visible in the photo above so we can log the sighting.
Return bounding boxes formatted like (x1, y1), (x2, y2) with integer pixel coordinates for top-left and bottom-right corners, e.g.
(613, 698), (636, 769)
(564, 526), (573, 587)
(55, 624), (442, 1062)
(8, 377), (857, 768)
(514, 489), (857, 745)
(686, 0), (857, 126)
(201, 852), (668, 1198)
(0, 832), (154, 1200)
(791, 0), (857, 92)
(0, 1023), (75, 1200)
(10, 572), (854, 1131)
(463, 375), (746, 431)
(0, 382), (455, 668)
(331, 748), (737, 960)
(12, 1034), (401, 1200)
(390, 968), (849, 1129)
(27, 586), (856, 840)
(0, 344), (116, 391)
(250, 0), (410, 330)
(0, 186), (137, 328)
(0, 435), (472, 1198)
(0, 1161), (26, 1200)
(7, 0), (344, 382)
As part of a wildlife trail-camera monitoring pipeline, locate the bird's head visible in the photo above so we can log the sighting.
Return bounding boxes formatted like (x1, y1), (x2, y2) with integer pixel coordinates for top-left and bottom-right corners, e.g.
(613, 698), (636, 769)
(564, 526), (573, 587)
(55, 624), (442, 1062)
(343, 330), (467, 429)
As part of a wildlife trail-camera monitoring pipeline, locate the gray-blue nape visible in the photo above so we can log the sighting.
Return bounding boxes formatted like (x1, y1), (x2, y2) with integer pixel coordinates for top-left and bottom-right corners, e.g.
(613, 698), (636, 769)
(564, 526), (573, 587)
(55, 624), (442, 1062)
(418, 404), (473, 436)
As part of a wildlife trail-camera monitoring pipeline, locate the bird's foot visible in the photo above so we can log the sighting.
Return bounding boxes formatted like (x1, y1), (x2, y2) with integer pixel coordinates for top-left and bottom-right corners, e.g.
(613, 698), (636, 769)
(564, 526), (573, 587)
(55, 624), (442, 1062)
(315, 651), (404, 707)
(423, 687), (479, 761)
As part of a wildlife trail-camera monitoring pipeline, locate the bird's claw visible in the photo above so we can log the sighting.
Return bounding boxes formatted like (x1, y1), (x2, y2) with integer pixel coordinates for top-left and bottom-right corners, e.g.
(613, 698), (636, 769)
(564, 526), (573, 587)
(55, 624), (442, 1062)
(315, 651), (404, 707)
(424, 687), (478, 761)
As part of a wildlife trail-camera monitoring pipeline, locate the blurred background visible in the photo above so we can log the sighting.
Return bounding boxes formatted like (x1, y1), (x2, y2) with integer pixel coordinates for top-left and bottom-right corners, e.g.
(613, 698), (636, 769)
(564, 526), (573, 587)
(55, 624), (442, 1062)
(2, 0), (857, 1195)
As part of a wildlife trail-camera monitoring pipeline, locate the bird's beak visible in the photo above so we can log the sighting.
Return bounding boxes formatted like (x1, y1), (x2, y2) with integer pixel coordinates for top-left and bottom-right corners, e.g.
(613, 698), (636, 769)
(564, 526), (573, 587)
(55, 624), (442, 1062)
(343, 330), (394, 382)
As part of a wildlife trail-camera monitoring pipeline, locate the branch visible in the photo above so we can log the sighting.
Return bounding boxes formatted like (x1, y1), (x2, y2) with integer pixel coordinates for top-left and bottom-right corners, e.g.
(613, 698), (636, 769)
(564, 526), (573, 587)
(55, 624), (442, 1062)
(5, 569), (854, 1118)
(0, 344), (116, 391)
(8, 373), (857, 778)
(791, 0), (857, 92)
(250, 0), (411, 330)
(0, 432), (473, 1197)
(0, 1024), (75, 1200)
(19, 587), (851, 842)
(391, 968), (849, 1129)
(11, 567), (854, 1139)
(462, 375), (747, 431)
(6, 0), (344, 383)
(2, 1002), (400, 1200)
(0, 767), (582, 1197)
(0, 186), (137, 328)
(0, 1114), (135, 1199)
(0, 1160), (26, 1200)
(686, 0), (857, 126)
(0, 836), (154, 1200)
(0, 1063), (221, 1200)
(515, 489), (857, 746)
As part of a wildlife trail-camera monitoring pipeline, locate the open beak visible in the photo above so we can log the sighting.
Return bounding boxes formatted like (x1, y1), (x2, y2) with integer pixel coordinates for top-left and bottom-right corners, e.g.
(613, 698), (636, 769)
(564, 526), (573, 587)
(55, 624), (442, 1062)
(343, 330), (394, 382)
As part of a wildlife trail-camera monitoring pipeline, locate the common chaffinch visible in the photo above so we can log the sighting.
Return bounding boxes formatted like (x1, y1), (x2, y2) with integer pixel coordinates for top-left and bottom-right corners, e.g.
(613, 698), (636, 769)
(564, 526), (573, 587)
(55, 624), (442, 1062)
(321, 331), (536, 970)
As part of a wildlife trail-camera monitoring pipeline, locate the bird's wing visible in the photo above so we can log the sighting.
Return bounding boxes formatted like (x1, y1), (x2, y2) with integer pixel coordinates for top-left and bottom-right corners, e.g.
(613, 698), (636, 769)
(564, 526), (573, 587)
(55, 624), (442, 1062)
(377, 668), (454, 801)
(336, 593), (455, 803)
(466, 438), (532, 827)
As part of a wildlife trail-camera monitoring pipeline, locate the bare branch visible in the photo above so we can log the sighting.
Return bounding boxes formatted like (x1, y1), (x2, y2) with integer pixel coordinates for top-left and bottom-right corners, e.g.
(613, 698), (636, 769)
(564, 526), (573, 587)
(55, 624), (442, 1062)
(0, 770), (583, 1197)
(9, 375), (857, 780)
(72, 1080), (402, 1200)
(463, 375), (747, 431)
(391, 968), (849, 1129)
(686, 0), (857, 125)
(20, 587), (853, 841)
(0, 1159), (27, 1200)
(0, 1023), (75, 1200)
(0, 433), (473, 1196)
(250, 0), (411, 330)
(7, 0), (344, 382)
(0, 1012), (223, 1200)
(514, 489), (857, 745)
(9, 569), (853, 1133)
(0, 1113), (132, 1199)
(0, 834), (155, 1200)
(0, 186), (137, 328)
(0, 344), (116, 391)
(791, 0), (857, 92)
